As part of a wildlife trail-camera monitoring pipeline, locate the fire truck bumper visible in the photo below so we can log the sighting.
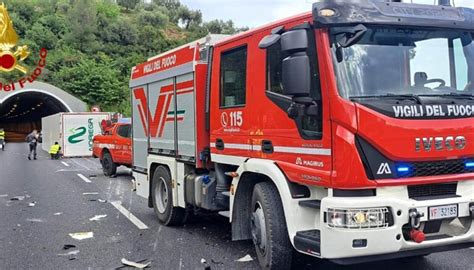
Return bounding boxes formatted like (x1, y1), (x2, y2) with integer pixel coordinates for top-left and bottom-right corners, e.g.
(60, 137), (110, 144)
(311, 182), (474, 262)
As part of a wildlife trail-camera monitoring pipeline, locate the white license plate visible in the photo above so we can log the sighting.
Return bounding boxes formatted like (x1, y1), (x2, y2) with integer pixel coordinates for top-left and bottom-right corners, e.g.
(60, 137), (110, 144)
(429, 204), (458, 220)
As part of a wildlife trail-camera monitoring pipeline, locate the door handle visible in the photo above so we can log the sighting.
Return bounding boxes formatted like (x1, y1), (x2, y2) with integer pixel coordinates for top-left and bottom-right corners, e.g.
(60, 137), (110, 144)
(215, 139), (224, 150)
(262, 140), (274, 154)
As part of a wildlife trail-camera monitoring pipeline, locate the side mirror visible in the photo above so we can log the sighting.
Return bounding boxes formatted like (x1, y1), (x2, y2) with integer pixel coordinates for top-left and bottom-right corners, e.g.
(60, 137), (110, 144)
(282, 53), (311, 97)
(280, 29), (311, 97)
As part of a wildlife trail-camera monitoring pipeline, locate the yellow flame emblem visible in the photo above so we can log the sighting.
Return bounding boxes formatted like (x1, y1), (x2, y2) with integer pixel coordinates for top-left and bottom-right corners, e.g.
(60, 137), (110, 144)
(0, 3), (29, 74)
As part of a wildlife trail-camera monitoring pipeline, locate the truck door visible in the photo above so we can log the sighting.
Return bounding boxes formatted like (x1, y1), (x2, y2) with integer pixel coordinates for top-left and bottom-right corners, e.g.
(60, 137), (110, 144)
(255, 27), (333, 185)
(210, 43), (254, 163)
(115, 124), (130, 164)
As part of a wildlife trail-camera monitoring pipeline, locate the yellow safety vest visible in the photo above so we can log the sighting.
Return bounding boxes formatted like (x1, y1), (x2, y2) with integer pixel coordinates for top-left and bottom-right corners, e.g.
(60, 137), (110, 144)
(49, 144), (60, 154)
(0, 131), (5, 139)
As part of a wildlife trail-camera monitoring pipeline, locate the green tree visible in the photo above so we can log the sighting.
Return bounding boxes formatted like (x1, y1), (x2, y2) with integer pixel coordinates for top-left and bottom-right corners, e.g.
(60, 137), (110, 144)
(52, 58), (124, 108)
(0, 0), (248, 115)
(64, 0), (97, 51)
(117, 0), (140, 11)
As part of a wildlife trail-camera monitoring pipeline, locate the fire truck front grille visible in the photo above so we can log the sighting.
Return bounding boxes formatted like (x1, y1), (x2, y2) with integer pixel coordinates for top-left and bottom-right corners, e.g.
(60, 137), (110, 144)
(408, 183), (457, 200)
(409, 159), (471, 178)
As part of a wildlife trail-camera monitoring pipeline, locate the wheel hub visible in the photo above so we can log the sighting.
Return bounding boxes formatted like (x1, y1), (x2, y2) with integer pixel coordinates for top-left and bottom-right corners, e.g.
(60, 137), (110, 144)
(155, 177), (168, 214)
(251, 202), (266, 252)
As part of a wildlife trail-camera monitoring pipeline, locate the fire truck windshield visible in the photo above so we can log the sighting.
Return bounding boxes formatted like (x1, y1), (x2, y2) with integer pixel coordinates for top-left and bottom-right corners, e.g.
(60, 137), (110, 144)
(331, 27), (474, 101)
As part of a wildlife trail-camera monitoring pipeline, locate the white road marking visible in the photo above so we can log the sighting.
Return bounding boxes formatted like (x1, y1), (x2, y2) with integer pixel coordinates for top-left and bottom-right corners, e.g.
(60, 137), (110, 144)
(61, 161), (69, 167)
(77, 174), (92, 183)
(71, 159), (91, 171)
(110, 201), (149, 230)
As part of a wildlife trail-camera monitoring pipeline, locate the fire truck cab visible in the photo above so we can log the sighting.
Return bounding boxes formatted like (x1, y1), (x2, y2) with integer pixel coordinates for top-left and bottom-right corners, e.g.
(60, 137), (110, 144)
(130, 0), (474, 268)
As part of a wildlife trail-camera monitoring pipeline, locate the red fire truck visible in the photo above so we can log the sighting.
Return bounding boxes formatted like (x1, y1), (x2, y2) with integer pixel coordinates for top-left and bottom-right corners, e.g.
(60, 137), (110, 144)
(130, 0), (474, 268)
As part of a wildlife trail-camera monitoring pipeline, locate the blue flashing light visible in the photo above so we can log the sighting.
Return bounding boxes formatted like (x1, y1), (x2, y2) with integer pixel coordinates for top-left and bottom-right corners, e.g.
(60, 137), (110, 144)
(466, 162), (474, 169)
(397, 166), (410, 173)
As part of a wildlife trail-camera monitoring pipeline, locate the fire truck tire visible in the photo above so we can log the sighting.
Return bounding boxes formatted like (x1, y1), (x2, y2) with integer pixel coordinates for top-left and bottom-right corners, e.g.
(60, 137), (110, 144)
(102, 152), (117, 177)
(251, 182), (292, 270)
(152, 166), (185, 226)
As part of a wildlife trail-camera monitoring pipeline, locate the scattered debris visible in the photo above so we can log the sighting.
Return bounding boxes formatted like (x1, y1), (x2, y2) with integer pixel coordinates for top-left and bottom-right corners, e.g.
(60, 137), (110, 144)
(89, 215), (107, 221)
(210, 259), (224, 265)
(121, 258), (151, 269)
(58, 250), (80, 256)
(82, 192), (99, 195)
(236, 254), (253, 262)
(201, 258), (212, 269)
(63, 244), (76, 250)
(69, 232), (94, 240)
(26, 218), (43, 223)
(53, 212), (63, 216)
(28, 201), (37, 207)
(10, 196), (25, 201)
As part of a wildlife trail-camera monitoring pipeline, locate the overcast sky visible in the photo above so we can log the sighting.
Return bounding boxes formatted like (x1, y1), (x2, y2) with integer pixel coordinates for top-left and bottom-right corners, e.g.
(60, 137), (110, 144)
(180, 0), (474, 28)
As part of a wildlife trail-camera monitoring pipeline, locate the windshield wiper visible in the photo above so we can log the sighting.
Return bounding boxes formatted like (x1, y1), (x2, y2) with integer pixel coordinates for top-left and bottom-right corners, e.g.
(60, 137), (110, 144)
(350, 93), (422, 104)
(418, 93), (474, 100)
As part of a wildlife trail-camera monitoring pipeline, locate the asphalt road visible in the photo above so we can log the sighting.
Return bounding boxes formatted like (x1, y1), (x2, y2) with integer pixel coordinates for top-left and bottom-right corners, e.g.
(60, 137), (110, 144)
(0, 143), (472, 269)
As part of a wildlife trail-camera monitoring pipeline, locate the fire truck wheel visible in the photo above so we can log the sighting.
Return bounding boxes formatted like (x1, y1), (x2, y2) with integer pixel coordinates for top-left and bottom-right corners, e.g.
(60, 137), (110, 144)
(152, 166), (185, 226)
(102, 152), (117, 177)
(251, 182), (292, 270)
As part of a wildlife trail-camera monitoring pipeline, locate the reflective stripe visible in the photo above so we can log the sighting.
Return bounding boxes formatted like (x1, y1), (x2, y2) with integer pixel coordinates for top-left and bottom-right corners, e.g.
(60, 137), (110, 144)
(210, 143), (331, 156)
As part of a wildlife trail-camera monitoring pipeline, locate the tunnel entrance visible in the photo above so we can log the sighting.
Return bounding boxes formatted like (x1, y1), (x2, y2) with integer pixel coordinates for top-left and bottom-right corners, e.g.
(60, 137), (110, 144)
(0, 91), (70, 142)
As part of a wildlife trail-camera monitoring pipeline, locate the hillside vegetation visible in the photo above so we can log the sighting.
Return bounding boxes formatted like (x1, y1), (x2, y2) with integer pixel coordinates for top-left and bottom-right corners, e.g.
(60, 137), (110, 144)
(0, 0), (246, 114)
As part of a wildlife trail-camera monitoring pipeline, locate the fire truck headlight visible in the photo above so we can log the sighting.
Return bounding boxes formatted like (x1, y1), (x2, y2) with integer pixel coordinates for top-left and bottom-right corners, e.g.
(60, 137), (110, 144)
(327, 207), (391, 229)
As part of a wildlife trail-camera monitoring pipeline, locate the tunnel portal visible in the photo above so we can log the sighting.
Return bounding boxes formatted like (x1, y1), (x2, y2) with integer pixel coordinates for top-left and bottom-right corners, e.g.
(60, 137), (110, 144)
(0, 82), (87, 142)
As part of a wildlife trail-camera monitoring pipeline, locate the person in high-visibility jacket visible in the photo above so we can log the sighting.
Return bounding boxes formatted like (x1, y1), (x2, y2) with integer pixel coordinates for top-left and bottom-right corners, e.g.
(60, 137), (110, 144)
(0, 128), (5, 151)
(49, 142), (62, 159)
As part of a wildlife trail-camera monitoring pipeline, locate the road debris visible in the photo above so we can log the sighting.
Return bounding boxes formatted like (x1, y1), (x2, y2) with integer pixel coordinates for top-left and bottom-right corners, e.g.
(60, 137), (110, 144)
(89, 215), (107, 221)
(10, 196), (25, 201)
(121, 258), (151, 269)
(28, 201), (36, 207)
(69, 232), (94, 240)
(236, 254), (253, 262)
(63, 244), (76, 250)
(82, 192), (99, 195)
(26, 218), (43, 223)
(57, 250), (80, 256)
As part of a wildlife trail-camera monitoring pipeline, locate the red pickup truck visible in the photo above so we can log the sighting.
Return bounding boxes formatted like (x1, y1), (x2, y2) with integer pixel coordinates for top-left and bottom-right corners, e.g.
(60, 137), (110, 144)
(92, 119), (132, 176)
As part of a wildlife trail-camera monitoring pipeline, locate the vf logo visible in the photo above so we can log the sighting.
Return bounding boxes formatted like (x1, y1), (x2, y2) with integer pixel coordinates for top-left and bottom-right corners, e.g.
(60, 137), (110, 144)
(377, 163), (392, 175)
